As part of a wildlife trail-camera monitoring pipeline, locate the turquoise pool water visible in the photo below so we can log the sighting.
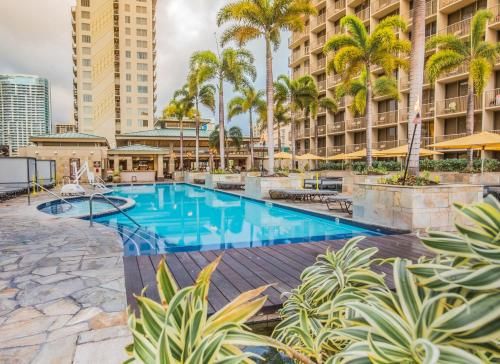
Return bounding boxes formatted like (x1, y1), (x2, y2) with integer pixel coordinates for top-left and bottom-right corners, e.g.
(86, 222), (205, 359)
(93, 183), (385, 256)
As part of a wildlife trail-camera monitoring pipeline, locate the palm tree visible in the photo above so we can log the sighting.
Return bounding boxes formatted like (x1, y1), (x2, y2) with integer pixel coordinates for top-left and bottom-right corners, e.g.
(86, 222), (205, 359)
(209, 125), (244, 168)
(227, 87), (265, 169)
(324, 15), (410, 167)
(274, 75), (317, 166)
(274, 100), (291, 153)
(426, 9), (500, 167)
(217, 0), (317, 174)
(406, 0), (426, 176)
(164, 86), (195, 171)
(308, 95), (338, 159)
(190, 48), (256, 170)
(187, 57), (216, 170)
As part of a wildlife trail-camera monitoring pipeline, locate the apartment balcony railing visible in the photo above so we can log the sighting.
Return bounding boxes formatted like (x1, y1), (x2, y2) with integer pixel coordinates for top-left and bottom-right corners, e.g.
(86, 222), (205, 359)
(328, 0), (346, 18)
(317, 106), (327, 114)
(373, 140), (398, 150)
(400, 71), (431, 90)
(355, 7), (370, 22)
(434, 133), (467, 143)
(293, 67), (311, 79)
(399, 103), (435, 122)
(312, 58), (327, 72)
(293, 109), (306, 119)
(304, 128), (311, 137)
(440, 0), (463, 10)
(327, 73), (342, 87)
(317, 124), (327, 135)
(311, 35), (326, 51)
(317, 147), (327, 156)
(289, 47), (310, 65)
(289, 27), (310, 46)
(346, 117), (367, 131)
(313, 13), (327, 28)
(439, 18), (471, 37)
(371, 0), (399, 15)
(409, 0), (437, 19)
(328, 121), (345, 134)
(346, 143), (367, 153)
(338, 97), (346, 108)
(436, 95), (482, 116)
(328, 146), (346, 155)
(489, 6), (500, 27)
(439, 62), (468, 79)
(374, 110), (398, 126)
(485, 88), (500, 108)
(317, 79), (327, 92)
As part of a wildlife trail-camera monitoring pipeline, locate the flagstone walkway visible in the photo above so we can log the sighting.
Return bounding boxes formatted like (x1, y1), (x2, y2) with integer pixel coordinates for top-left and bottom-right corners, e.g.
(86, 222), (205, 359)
(0, 193), (130, 364)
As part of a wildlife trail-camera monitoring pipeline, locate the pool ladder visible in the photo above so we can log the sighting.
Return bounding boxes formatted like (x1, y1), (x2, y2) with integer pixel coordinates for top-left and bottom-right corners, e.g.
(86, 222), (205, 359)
(88, 193), (141, 228)
(30, 182), (75, 209)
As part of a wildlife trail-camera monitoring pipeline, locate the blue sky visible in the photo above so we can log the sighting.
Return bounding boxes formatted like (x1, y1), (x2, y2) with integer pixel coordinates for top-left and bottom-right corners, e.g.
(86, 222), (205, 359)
(0, 0), (289, 134)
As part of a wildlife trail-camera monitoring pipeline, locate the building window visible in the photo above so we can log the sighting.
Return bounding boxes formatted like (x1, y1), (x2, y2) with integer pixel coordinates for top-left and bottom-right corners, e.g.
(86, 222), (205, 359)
(137, 63), (148, 70)
(83, 71), (91, 79)
(126, 62), (131, 70)
(125, 39), (131, 46)
(137, 74), (148, 82)
(125, 50), (131, 58)
(83, 94), (92, 102)
(137, 40), (147, 48)
(125, 16), (131, 24)
(82, 47), (91, 55)
(136, 29), (147, 37)
(125, 28), (131, 35)
(137, 6), (147, 13)
(126, 96), (132, 104)
(138, 86), (148, 93)
(136, 17), (147, 25)
(82, 59), (91, 66)
(137, 52), (148, 59)
(126, 85), (132, 92)
(81, 0), (90, 6)
(81, 23), (90, 31)
(83, 106), (92, 114)
(81, 11), (90, 19)
(127, 119), (132, 127)
(82, 35), (91, 43)
(138, 97), (148, 104)
(82, 82), (92, 90)
(125, 4), (130, 11)
(126, 74), (132, 81)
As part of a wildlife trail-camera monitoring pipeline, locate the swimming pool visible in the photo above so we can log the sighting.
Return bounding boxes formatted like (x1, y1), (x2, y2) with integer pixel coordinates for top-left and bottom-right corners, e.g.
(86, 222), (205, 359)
(38, 196), (133, 218)
(91, 183), (386, 256)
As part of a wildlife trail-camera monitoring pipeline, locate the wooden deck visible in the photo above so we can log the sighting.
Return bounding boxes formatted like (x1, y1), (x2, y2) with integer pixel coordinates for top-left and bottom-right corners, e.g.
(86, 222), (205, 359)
(124, 234), (429, 316)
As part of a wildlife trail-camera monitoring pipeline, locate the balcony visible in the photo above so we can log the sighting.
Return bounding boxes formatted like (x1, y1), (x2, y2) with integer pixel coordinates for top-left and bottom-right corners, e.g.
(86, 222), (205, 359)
(355, 7), (370, 22)
(293, 66), (311, 79)
(434, 133), (467, 143)
(373, 139), (398, 150)
(304, 128), (311, 137)
(289, 27), (310, 46)
(439, 18), (471, 38)
(312, 13), (326, 31)
(399, 103), (435, 122)
(489, 5), (500, 29)
(438, 63), (468, 80)
(409, 0), (437, 20)
(311, 34), (327, 52)
(293, 109), (306, 119)
(317, 124), (327, 135)
(400, 71), (431, 91)
(374, 110), (398, 127)
(327, 0), (346, 20)
(485, 88), (500, 110)
(338, 97), (346, 108)
(371, 0), (399, 18)
(317, 147), (327, 156)
(317, 79), (326, 92)
(436, 95), (482, 116)
(289, 47), (310, 66)
(327, 73), (342, 88)
(346, 117), (367, 131)
(312, 58), (327, 73)
(346, 143), (366, 153)
(328, 121), (345, 134)
(327, 145), (346, 155)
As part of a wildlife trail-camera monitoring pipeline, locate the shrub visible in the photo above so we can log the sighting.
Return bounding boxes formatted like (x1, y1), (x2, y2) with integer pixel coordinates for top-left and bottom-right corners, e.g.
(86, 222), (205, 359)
(379, 172), (440, 186)
(352, 161), (401, 173)
(211, 169), (234, 174)
(420, 158), (500, 173)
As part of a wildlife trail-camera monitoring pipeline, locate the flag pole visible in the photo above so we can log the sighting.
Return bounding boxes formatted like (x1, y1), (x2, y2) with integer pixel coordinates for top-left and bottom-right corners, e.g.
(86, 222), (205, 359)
(402, 97), (421, 185)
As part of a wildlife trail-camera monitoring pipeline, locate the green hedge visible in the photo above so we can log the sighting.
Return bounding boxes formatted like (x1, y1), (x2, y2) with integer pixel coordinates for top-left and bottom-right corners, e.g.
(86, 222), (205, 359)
(420, 159), (500, 173)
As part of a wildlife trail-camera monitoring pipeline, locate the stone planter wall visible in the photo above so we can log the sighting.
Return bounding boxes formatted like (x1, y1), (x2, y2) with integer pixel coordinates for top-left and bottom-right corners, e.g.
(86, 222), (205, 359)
(241, 171), (261, 183)
(172, 171), (185, 182)
(205, 174), (242, 189)
(184, 172), (208, 184)
(428, 172), (500, 186)
(245, 176), (304, 199)
(353, 183), (483, 232)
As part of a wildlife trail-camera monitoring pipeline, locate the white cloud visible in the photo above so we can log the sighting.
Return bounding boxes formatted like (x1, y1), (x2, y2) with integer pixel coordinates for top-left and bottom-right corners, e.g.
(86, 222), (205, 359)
(0, 0), (289, 133)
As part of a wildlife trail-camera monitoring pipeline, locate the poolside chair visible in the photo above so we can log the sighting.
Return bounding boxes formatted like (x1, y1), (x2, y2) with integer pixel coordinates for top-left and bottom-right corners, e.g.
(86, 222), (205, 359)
(216, 182), (245, 190)
(324, 195), (353, 214)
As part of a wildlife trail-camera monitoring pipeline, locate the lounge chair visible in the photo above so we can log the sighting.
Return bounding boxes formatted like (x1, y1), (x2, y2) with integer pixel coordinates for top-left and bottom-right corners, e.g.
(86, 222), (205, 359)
(269, 189), (338, 201)
(216, 182), (245, 190)
(303, 177), (343, 192)
(324, 195), (353, 214)
(193, 178), (205, 185)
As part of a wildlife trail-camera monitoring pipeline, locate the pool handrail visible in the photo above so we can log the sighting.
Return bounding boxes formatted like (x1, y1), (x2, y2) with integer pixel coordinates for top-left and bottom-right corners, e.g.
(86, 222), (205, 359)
(89, 192), (141, 228)
(31, 182), (75, 209)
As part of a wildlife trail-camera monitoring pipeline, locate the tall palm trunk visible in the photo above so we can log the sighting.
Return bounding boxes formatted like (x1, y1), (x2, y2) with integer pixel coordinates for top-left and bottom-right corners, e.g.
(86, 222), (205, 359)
(249, 110), (255, 169)
(265, 36), (275, 174)
(466, 77), (475, 168)
(290, 113), (296, 168)
(180, 119), (184, 171)
(407, 0), (425, 176)
(218, 77), (226, 170)
(195, 99), (200, 170)
(365, 74), (373, 168)
(313, 113), (319, 169)
(277, 121), (282, 151)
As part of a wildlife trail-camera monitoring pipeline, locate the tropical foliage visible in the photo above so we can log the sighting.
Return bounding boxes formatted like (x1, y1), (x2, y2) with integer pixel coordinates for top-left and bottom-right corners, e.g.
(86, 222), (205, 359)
(324, 15), (410, 167)
(209, 125), (244, 168)
(425, 9), (500, 167)
(217, 0), (317, 173)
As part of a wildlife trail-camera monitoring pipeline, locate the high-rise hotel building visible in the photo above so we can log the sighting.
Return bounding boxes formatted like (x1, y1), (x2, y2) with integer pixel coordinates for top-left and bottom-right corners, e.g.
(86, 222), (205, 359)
(289, 0), (500, 158)
(72, 0), (157, 147)
(0, 74), (51, 154)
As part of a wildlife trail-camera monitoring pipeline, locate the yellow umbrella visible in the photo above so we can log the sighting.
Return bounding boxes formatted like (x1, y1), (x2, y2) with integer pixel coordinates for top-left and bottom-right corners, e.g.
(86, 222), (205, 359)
(378, 145), (443, 158)
(428, 132), (500, 150)
(296, 153), (325, 161)
(274, 151), (292, 160)
(343, 148), (383, 160)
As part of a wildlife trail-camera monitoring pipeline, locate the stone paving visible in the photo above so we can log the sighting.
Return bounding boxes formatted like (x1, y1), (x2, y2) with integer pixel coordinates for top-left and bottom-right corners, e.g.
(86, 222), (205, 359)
(0, 192), (131, 364)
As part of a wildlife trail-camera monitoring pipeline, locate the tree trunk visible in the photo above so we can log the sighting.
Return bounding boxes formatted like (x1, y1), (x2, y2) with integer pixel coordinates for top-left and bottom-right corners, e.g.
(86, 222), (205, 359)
(290, 113), (296, 169)
(407, 0), (425, 176)
(249, 110), (255, 169)
(265, 36), (275, 174)
(219, 77), (225, 170)
(277, 121), (282, 152)
(466, 77), (475, 168)
(195, 99), (200, 171)
(365, 75), (373, 168)
(313, 111), (319, 169)
(180, 119), (184, 171)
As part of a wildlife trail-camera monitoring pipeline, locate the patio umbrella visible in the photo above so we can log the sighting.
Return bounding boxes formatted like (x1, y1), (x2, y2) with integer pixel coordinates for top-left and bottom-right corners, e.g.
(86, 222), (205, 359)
(274, 151), (292, 159)
(296, 153), (325, 161)
(343, 148), (383, 160)
(377, 145), (442, 158)
(429, 132), (500, 173)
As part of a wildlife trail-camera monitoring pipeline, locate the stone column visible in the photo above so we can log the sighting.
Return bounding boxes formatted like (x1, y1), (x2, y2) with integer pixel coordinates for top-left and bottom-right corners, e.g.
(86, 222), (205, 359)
(113, 156), (120, 173)
(157, 155), (164, 181)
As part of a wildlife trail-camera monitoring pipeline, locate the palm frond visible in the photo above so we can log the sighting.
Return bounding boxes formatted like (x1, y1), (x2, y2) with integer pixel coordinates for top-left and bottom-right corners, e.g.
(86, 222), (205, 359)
(425, 49), (465, 83)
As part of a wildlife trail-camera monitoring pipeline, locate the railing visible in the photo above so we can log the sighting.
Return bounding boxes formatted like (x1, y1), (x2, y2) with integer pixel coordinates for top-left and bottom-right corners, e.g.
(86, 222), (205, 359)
(328, 73), (342, 86)
(434, 133), (467, 143)
(290, 47), (310, 64)
(313, 58), (326, 72)
(371, 0), (399, 14)
(311, 34), (326, 50)
(327, 146), (346, 155)
(409, 0), (437, 18)
(485, 88), (500, 108)
(346, 117), (367, 131)
(436, 95), (481, 115)
(289, 27), (310, 45)
(328, 0), (346, 17)
(355, 7), (370, 21)
(30, 182), (75, 208)
(293, 109), (306, 119)
(440, 0), (462, 9)
(313, 13), (326, 28)
(328, 121), (345, 133)
(338, 97), (346, 108)
(317, 79), (326, 91)
(439, 18), (471, 37)
(374, 110), (398, 126)
(304, 128), (311, 137)
(373, 140), (398, 150)
(317, 106), (327, 114)
(346, 143), (367, 153)
(400, 71), (431, 89)
(317, 147), (327, 156)
(293, 67), (311, 79)
(399, 103), (435, 122)
(489, 5), (500, 25)
(317, 124), (327, 135)
(440, 63), (468, 78)
(89, 193), (140, 228)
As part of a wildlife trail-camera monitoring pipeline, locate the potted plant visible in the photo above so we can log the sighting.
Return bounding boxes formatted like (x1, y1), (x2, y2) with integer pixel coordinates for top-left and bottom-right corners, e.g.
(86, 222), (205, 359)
(112, 170), (121, 183)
